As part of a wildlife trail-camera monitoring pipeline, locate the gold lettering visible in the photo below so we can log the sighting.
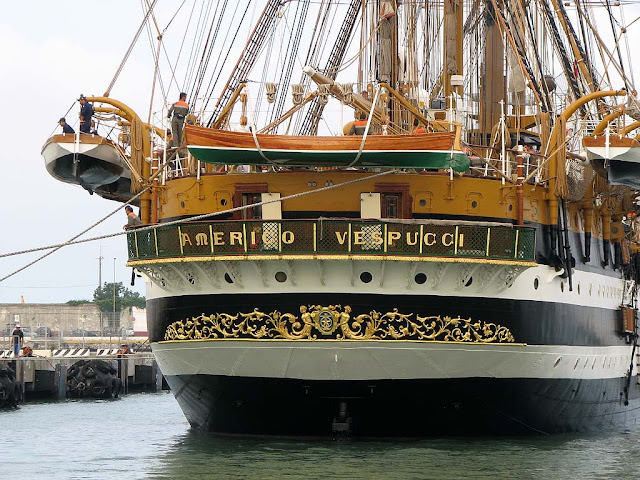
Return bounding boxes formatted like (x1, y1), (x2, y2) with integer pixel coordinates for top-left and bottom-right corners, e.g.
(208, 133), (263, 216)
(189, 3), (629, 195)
(442, 233), (454, 247)
(230, 231), (243, 245)
(353, 230), (365, 245)
(282, 231), (295, 244)
(250, 230), (257, 246)
(213, 232), (225, 245)
(181, 233), (193, 246)
(371, 230), (383, 245)
(335, 231), (348, 245)
(406, 232), (419, 246)
(424, 232), (436, 246)
(387, 231), (401, 246)
(195, 233), (208, 246)
(458, 233), (464, 248)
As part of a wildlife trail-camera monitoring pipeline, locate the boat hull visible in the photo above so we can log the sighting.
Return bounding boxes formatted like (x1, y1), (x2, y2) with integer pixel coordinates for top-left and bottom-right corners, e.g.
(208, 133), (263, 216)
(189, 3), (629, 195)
(185, 126), (471, 171)
(583, 135), (640, 188)
(41, 134), (125, 190)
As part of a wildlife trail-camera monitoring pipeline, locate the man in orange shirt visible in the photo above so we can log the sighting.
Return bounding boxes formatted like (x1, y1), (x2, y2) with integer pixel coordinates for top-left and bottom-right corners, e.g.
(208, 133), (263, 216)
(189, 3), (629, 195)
(167, 92), (190, 146)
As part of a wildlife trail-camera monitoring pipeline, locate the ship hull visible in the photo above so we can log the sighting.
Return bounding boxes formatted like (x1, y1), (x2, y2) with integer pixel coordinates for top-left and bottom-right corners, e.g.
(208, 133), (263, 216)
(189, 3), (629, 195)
(148, 283), (640, 436)
(161, 372), (640, 436)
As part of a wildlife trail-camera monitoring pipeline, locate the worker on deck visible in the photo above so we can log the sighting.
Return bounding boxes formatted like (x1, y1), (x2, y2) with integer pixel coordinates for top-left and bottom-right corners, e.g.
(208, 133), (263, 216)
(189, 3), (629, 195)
(413, 118), (426, 134)
(124, 205), (142, 229)
(59, 117), (75, 134)
(348, 113), (371, 135)
(78, 94), (94, 134)
(167, 92), (189, 147)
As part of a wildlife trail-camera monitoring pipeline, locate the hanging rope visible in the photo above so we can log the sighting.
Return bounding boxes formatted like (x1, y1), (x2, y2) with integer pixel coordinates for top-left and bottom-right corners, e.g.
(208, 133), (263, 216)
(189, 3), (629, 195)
(129, 116), (146, 194)
(348, 86), (380, 168)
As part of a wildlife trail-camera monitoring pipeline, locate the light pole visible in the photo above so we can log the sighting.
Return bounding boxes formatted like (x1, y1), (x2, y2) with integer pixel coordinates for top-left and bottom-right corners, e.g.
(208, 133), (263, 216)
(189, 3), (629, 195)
(112, 257), (116, 349)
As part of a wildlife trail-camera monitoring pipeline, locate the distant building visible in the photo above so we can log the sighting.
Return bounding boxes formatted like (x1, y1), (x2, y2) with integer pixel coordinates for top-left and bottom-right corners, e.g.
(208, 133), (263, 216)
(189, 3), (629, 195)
(0, 303), (147, 336)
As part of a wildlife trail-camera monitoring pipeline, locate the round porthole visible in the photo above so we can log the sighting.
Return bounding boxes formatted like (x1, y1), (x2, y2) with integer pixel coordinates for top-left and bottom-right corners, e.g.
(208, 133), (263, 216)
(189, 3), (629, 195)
(560, 282), (564, 292)
(224, 273), (234, 284)
(221, 199), (228, 206)
(180, 201), (186, 208)
(415, 273), (427, 284)
(419, 199), (426, 207)
(275, 271), (287, 283)
(508, 204), (513, 211)
(534, 277), (539, 290)
(471, 201), (478, 208)
(465, 277), (473, 287)
(360, 272), (373, 283)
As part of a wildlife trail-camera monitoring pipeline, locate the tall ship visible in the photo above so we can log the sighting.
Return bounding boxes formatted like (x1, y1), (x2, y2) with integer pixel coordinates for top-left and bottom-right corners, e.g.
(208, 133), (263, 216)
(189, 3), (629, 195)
(43, 0), (640, 435)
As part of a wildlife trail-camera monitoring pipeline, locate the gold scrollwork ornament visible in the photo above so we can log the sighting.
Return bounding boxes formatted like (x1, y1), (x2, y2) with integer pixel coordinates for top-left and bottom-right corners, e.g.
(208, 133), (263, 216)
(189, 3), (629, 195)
(164, 305), (515, 343)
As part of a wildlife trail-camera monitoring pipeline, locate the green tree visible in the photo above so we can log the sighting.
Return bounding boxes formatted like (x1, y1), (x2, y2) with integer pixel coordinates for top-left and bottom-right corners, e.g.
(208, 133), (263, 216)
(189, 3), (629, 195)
(66, 299), (91, 306)
(93, 282), (146, 313)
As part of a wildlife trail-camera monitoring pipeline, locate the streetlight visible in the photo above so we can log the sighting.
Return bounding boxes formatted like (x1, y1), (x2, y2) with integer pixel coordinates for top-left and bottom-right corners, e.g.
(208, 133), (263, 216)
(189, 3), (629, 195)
(112, 257), (116, 349)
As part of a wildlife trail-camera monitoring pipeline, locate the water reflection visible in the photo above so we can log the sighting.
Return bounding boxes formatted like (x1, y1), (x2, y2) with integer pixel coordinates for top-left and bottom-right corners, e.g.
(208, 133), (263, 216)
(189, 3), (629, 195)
(3, 392), (640, 480)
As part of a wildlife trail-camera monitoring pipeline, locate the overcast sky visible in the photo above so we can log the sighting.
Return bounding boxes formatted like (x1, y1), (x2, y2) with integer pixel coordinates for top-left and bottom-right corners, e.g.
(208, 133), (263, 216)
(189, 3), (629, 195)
(0, 2), (179, 304)
(1, 1), (639, 304)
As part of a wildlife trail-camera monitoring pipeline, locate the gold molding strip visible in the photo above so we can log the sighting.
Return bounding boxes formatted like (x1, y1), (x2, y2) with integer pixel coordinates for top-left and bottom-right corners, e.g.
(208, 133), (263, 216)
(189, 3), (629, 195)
(127, 255), (537, 267)
(163, 305), (517, 343)
(158, 338), (527, 346)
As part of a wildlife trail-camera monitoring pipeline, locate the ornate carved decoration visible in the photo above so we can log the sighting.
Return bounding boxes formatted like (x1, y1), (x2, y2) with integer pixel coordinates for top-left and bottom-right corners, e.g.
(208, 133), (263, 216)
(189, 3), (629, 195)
(193, 262), (221, 289)
(495, 265), (527, 293)
(429, 262), (449, 289)
(252, 260), (269, 287)
(164, 305), (515, 343)
(474, 264), (499, 293)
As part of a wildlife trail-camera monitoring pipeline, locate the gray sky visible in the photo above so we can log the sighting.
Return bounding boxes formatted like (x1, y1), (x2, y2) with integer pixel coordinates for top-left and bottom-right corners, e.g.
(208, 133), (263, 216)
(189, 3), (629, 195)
(0, 2), (176, 303)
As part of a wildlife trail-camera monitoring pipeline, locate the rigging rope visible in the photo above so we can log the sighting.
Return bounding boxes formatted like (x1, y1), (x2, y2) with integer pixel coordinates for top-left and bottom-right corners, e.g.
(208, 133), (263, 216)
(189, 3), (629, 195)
(0, 187), (151, 284)
(0, 169), (399, 265)
(104, 0), (158, 97)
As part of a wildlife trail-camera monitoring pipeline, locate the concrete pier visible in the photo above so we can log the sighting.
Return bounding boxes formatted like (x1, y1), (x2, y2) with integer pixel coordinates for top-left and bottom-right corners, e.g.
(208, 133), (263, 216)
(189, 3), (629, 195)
(0, 350), (165, 402)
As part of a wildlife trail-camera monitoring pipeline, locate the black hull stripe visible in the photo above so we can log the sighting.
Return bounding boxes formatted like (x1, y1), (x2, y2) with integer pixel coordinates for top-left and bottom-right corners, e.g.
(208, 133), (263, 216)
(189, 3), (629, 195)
(147, 293), (627, 346)
(165, 374), (640, 436)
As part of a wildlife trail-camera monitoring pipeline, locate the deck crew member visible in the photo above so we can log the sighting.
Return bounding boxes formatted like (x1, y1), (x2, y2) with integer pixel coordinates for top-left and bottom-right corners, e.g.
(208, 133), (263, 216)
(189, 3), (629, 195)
(348, 113), (371, 135)
(59, 117), (75, 134)
(413, 118), (426, 134)
(124, 205), (142, 228)
(78, 94), (94, 133)
(167, 92), (189, 147)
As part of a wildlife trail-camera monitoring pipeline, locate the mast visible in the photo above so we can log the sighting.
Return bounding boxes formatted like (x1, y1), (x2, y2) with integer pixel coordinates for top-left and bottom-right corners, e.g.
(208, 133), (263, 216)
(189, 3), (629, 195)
(478, 0), (505, 145)
(442, 0), (464, 108)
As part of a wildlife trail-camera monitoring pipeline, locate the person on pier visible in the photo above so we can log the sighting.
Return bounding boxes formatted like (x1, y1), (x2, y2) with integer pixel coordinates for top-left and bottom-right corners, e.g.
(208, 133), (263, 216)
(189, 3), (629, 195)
(11, 324), (23, 357)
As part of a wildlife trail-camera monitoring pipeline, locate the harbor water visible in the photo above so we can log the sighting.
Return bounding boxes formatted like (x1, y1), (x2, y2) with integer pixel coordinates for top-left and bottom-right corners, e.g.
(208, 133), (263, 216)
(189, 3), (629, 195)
(2, 392), (640, 479)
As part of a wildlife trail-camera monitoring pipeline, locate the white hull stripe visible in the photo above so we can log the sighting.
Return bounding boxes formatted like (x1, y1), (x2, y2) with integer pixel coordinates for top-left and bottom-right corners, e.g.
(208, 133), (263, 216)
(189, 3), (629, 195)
(152, 341), (635, 381)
